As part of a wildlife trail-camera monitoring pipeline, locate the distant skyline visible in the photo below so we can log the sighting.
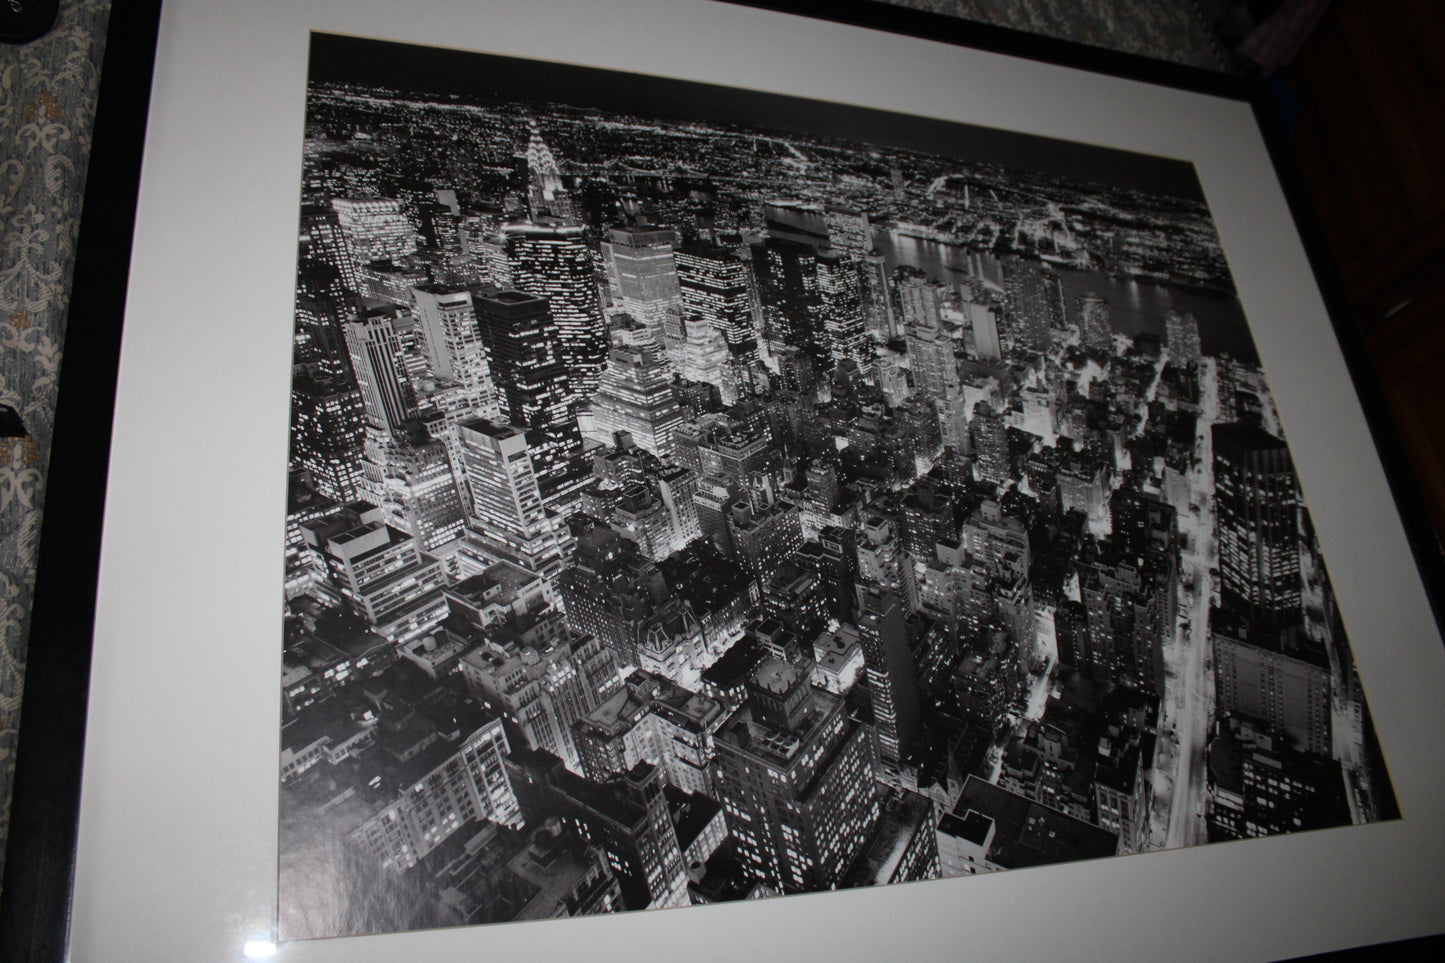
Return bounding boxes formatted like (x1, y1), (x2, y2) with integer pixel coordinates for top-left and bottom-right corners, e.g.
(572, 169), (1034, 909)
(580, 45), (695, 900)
(307, 32), (1208, 203)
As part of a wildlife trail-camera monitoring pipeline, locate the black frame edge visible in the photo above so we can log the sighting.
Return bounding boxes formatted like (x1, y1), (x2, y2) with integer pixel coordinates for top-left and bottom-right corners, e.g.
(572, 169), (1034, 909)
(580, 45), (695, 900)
(0, 2), (1435, 961)
(0, 2), (163, 961)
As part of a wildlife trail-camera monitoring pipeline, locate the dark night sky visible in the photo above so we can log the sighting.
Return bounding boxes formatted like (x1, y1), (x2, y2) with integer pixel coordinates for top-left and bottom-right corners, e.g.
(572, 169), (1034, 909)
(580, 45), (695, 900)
(307, 32), (1207, 203)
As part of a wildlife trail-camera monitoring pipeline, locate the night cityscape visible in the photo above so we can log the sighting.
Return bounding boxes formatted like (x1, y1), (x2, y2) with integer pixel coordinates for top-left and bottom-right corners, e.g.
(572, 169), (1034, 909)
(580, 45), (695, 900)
(278, 35), (1395, 940)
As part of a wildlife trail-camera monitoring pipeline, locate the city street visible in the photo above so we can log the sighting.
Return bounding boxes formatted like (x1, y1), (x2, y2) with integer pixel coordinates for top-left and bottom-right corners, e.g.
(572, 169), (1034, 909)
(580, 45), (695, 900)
(1154, 358), (1220, 850)
(1023, 605), (1059, 722)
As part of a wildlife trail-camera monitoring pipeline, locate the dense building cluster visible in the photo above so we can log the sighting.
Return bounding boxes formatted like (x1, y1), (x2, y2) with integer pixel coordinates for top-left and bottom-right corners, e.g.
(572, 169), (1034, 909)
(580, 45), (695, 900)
(278, 75), (1391, 940)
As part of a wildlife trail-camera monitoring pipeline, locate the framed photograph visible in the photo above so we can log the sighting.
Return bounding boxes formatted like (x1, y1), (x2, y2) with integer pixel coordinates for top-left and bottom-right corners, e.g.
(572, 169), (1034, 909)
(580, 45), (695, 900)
(19, 1), (1445, 960)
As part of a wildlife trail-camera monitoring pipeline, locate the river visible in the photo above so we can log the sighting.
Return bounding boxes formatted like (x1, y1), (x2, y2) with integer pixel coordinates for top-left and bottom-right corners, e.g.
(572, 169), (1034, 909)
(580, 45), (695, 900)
(872, 230), (1259, 364)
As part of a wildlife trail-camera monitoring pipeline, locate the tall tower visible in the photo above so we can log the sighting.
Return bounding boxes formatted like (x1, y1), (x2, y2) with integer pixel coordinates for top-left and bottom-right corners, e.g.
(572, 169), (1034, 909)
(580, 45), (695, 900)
(411, 283), (502, 423)
(676, 240), (759, 358)
(523, 121), (574, 220)
(300, 504), (450, 643)
(897, 271), (944, 333)
(1165, 309), (1203, 366)
(290, 370), (366, 504)
(677, 240), (762, 401)
(295, 260), (360, 380)
(680, 315), (730, 394)
(906, 310), (958, 401)
(1077, 293), (1112, 354)
(860, 251), (897, 341)
(857, 586), (922, 781)
(857, 513), (921, 614)
(964, 300), (1001, 363)
(817, 251), (870, 370)
(468, 288), (574, 431)
(342, 311), (416, 432)
(970, 402), (1010, 487)
(726, 496), (804, 587)
(588, 317), (686, 459)
(1212, 423), (1302, 628)
(300, 204), (360, 294)
(505, 220), (607, 395)
(380, 425), (466, 551)
(603, 225), (683, 359)
(1003, 258), (1056, 353)
(755, 233), (824, 366)
(350, 717), (521, 872)
(330, 197), (418, 265)
(456, 419), (564, 577)
(712, 659), (881, 894)
(509, 754), (688, 911)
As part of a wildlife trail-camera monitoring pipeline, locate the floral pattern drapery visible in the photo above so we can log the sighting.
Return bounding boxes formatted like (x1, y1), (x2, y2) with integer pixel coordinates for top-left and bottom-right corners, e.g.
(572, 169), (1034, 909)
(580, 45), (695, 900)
(0, 0), (110, 880)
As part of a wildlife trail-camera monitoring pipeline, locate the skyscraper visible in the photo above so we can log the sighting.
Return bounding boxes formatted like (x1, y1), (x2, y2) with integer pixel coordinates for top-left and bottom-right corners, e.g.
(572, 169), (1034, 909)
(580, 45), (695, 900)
(379, 425), (466, 551)
(756, 235), (824, 365)
(505, 220), (607, 394)
(1078, 546), (1169, 696)
(906, 310), (959, 401)
(965, 300), (1002, 363)
(1212, 607), (1332, 755)
(300, 504), (450, 643)
(860, 251), (898, 340)
(522, 121), (577, 221)
(823, 204), (870, 257)
(603, 225), (683, 359)
(1003, 258), (1058, 353)
(692, 475), (737, 556)
(1165, 309), (1203, 366)
(857, 513), (921, 614)
(300, 205), (360, 294)
(712, 659), (881, 894)
(294, 261), (358, 380)
(411, 283), (503, 424)
(574, 669), (725, 796)
(970, 402), (1010, 487)
(456, 419), (564, 577)
(676, 240), (759, 359)
(330, 197), (418, 265)
(656, 463), (702, 547)
(797, 525), (857, 622)
(1077, 293), (1112, 353)
(350, 716), (522, 872)
(897, 270), (945, 338)
(726, 495), (804, 587)
(817, 251), (870, 369)
(508, 753), (690, 911)
(588, 317), (686, 459)
(342, 310), (416, 432)
(680, 315), (730, 393)
(291, 371), (366, 504)
(857, 586), (923, 779)
(459, 630), (620, 772)
(469, 288), (584, 503)
(1213, 423), (1302, 628)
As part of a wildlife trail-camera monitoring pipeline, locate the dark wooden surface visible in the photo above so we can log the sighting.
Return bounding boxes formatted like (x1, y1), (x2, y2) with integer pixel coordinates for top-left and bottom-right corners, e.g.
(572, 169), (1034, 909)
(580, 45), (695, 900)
(1281, 0), (1445, 536)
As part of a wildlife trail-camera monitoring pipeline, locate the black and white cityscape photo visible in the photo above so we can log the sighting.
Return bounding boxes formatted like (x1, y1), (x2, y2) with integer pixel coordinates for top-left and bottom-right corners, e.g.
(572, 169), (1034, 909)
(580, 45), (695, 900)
(279, 32), (1396, 940)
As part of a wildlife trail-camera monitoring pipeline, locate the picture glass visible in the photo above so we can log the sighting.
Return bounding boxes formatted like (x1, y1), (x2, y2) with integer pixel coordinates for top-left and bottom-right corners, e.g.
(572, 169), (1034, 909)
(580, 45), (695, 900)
(279, 31), (1395, 941)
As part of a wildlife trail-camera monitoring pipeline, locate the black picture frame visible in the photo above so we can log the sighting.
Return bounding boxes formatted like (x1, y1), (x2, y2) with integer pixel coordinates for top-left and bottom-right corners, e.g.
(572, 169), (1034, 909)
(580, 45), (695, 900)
(0, 4), (163, 961)
(10, 2), (1445, 960)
